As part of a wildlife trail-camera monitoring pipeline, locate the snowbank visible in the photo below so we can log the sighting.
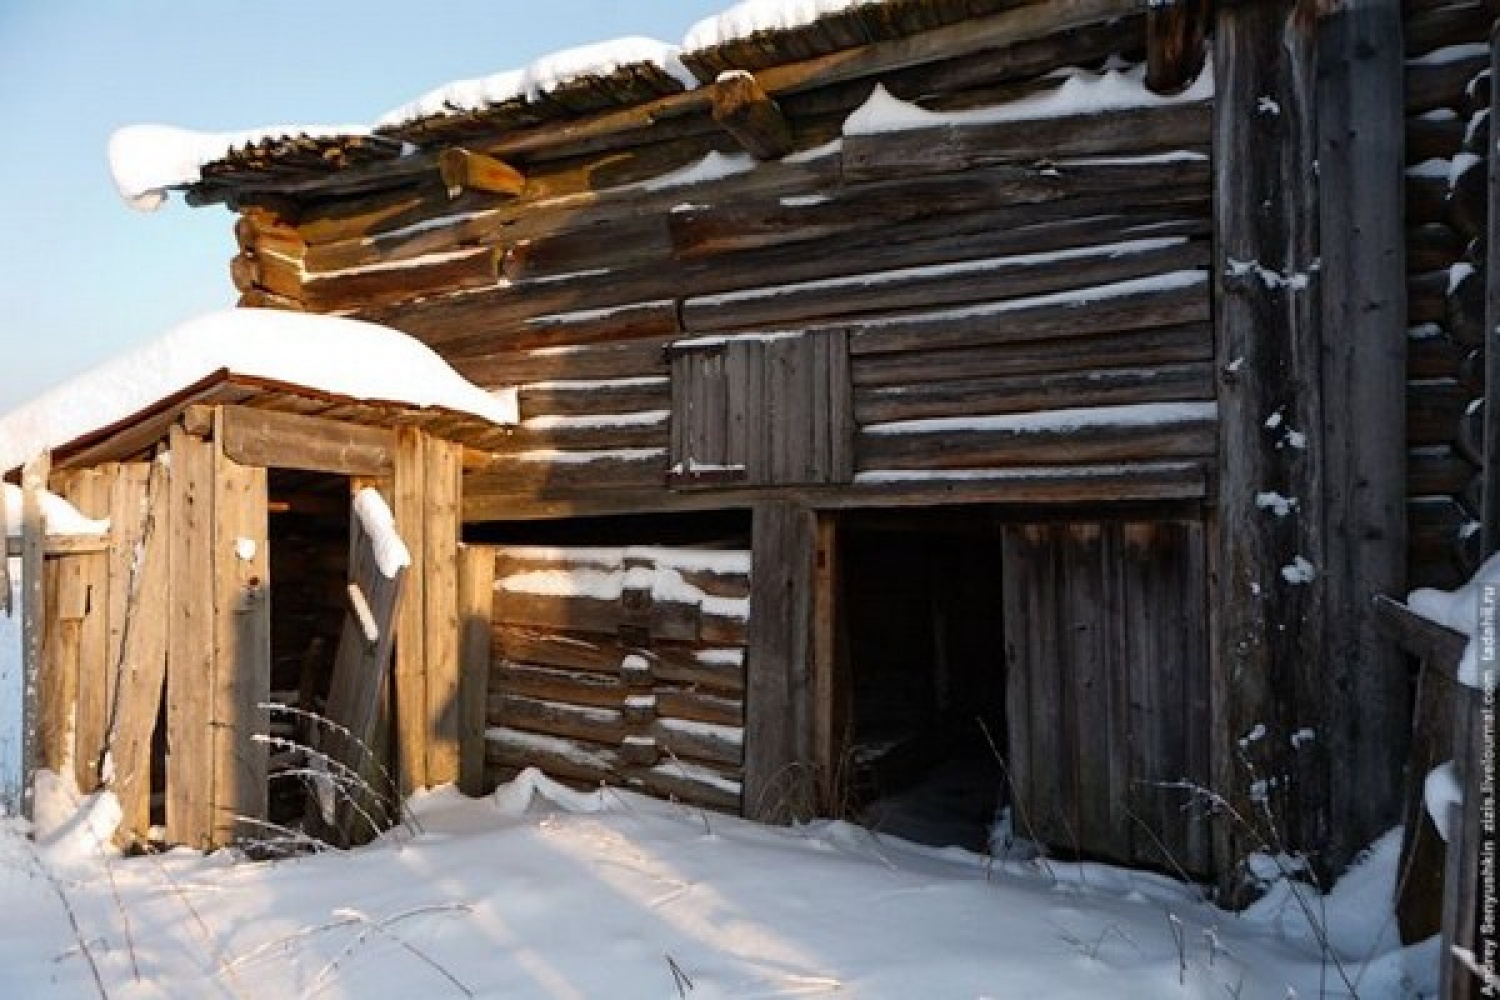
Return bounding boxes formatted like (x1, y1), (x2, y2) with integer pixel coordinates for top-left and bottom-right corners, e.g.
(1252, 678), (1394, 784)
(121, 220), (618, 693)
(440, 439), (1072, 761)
(1407, 550), (1500, 687)
(0, 768), (1437, 999)
(108, 123), (368, 212)
(0, 308), (518, 475)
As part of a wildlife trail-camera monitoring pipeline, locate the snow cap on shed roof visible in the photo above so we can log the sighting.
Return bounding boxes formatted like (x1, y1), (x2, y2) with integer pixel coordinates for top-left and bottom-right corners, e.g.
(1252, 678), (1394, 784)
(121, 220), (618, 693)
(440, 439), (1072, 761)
(0, 308), (517, 475)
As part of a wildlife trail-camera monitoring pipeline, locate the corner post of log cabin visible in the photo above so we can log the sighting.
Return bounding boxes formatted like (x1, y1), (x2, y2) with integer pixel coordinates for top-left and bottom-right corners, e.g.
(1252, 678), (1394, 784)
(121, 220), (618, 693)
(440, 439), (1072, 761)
(18, 451), (50, 818)
(1211, 0), (1327, 891)
(744, 501), (817, 822)
(1314, 0), (1409, 875)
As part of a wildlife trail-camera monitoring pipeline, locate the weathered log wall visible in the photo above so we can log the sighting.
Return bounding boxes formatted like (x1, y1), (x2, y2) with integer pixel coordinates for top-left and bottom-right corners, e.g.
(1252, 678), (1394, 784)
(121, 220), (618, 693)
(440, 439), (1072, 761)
(1404, 0), (1494, 588)
(226, 11), (1216, 519)
(482, 545), (750, 812)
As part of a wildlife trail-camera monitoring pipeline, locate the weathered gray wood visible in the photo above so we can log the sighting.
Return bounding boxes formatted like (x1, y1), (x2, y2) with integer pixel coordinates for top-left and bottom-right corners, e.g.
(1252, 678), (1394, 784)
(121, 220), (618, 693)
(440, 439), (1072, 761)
(318, 489), (406, 847)
(1145, 0), (1209, 95)
(842, 103), (1212, 182)
(219, 405), (395, 476)
(744, 502), (816, 822)
(712, 71), (795, 160)
(1315, 0), (1410, 873)
(1212, 0), (1325, 890)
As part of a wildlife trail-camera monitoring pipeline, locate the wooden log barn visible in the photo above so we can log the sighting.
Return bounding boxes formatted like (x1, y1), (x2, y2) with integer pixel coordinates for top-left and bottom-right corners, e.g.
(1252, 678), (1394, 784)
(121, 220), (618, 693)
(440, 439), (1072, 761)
(11, 0), (1499, 939)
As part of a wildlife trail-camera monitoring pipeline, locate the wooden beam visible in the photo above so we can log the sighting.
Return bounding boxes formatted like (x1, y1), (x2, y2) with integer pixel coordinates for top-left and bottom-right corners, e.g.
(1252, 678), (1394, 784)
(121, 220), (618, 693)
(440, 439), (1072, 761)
(423, 436), (463, 787)
(19, 453), (49, 818)
(219, 404), (395, 476)
(1372, 595), (1466, 673)
(1314, 0), (1410, 875)
(1145, 0), (1211, 96)
(438, 148), (525, 200)
(392, 428), (429, 794)
(0, 477), (10, 617)
(711, 71), (795, 161)
(743, 501), (816, 822)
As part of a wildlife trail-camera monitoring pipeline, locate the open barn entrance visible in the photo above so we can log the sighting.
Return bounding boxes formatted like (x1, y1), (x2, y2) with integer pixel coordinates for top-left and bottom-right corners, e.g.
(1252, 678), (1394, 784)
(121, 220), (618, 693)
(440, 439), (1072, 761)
(264, 468), (354, 831)
(833, 506), (1213, 874)
(838, 509), (1007, 853)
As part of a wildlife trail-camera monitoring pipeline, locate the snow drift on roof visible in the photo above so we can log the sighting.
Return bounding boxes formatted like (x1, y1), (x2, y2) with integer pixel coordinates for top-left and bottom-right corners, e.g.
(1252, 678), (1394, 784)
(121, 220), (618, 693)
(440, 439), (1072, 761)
(2, 484), (110, 538)
(682, 0), (880, 51)
(843, 61), (1214, 134)
(0, 308), (518, 474)
(378, 37), (697, 129)
(108, 123), (368, 212)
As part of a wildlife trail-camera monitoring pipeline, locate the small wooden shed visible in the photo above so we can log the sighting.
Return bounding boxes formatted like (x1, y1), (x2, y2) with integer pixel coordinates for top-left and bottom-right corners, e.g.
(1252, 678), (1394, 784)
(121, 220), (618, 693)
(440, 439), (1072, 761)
(3, 312), (515, 850)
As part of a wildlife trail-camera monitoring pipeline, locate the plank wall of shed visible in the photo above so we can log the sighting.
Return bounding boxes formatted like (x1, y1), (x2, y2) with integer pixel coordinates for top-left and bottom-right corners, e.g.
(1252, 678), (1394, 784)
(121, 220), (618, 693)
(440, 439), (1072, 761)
(228, 12), (1217, 519)
(1403, 0), (1493, 589)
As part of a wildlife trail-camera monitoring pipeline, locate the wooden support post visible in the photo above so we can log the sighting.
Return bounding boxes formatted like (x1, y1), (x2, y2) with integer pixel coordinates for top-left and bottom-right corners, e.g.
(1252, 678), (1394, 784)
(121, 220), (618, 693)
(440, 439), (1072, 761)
(166, 424), (216, 849)
(456, 545), (495, 797)
(744, 501), (817, 822)
(711, 70), (795, 161)
(1212, 0), (1325, 892)
(1314, 0), (1408, 875)
(0, 478), (10, 617)
(423, 437), (462, 787)
(438, 148), (526, 199)
(810, 514), (841, 812)
(392, 428), (429, 795)
(209, 409), (271, 847)
(19, 452), (49, 818)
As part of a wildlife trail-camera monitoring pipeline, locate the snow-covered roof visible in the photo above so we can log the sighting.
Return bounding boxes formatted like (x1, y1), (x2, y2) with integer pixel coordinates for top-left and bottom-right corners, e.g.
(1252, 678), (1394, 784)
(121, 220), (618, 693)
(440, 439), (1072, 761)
(377, 37), (697, 130)
(682, 0), (879, 51)
(0, 308), (518, 474)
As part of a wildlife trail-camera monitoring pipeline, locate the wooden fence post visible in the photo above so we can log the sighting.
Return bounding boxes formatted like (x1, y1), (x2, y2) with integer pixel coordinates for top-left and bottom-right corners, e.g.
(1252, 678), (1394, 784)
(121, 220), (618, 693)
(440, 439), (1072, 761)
(19, 452), (50, 818)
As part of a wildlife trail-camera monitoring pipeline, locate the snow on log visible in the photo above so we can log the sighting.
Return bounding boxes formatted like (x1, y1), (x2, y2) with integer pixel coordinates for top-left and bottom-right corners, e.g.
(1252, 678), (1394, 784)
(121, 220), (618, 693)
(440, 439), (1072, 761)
(1, 484), (109, 539)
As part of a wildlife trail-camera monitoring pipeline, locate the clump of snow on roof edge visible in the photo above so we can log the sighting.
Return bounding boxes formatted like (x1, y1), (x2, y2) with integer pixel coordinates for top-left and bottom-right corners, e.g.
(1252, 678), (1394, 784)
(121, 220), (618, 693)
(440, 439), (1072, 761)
(2, 485), (109, 539)
(353, 488), (411, 580)
(108, 123), (368, 212)
(843, 60), (1215, 135)
(378, 37), (697, 129)
(1407, 550), (1500, 688)
(682, 0), (882, 51)
(0, 309), (517, 475)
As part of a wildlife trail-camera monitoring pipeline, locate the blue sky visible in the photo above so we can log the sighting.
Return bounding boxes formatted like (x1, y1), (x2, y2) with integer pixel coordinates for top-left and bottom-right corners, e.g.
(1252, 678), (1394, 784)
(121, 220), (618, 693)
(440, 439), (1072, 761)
(0, 0), (729, 413)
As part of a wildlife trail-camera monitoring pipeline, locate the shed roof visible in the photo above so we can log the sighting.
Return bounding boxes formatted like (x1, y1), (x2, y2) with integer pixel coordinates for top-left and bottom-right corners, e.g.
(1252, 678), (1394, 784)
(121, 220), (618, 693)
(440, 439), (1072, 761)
(0, 309), (518, 474)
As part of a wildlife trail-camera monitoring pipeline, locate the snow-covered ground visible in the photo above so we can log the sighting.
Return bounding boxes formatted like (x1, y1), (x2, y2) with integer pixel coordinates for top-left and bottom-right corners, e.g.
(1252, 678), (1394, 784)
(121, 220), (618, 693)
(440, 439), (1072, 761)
(0, 769), (1436, 998)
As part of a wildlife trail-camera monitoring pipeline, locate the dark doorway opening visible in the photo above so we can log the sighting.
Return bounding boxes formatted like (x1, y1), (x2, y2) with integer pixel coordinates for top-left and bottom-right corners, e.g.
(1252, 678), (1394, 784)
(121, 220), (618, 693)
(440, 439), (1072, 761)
(839, 511), (1007, 852)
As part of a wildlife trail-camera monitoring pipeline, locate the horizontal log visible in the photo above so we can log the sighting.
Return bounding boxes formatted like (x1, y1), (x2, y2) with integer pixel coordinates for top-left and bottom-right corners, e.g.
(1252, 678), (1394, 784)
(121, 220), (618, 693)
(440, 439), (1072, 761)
(451, 336), (673, 389)
(841, 103), (1212, 182)
(486, 726), (618, 784)
(219, 405), (395, 476)
(853, 321), (1214, 388)
(656, 689), (743, 728)
(632, 761), (741, 812)
(493, 694), (626, 745)
(850, 269), (1210, 357)
(1446, 259), (1486, 345)
(651, 718), (742, 768)
(465, 448), (669, 497)
(1406, 114), (1466, 164)
(1409, 269), (1450, 325)
(454, 300), (682, 358)
(491, 660), (627, 709)
(856, 402), (1217, 470)
(1406, 172), (1449, 226)
(493, 586), (700, 641)
(1448, 149), (1488, 239)
(5, 535), (111, 557)
(1407, 221), (1466, 273)
(491, 626), (745, 692)
(438, 148), (525, 199)
(1409, 444), (1477, 496)
(299, 246), (501, 312)
(1407, 378), (1470, 446)
(517, 377), (670, 420)
(667, 157), (1211, 259)
(681, 237), (1210, 334)
(1405, 2), (1491, 58)
(492, 548), (748, 599)
(854, 361), (1214, 425)
(712, 70), (795, 160)
(1405, 50), (1489, 114)
(499, 413), (670, 455)
(1408, 323), (1464, 379)
(1372, 595), (1468, 671)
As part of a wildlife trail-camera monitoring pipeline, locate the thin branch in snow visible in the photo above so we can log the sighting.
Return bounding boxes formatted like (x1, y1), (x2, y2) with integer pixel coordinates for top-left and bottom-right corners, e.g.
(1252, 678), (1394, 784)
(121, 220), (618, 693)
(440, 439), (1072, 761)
(665, 954), (695, 997)
(308, 904), (475, 997)
(23, 840), (111, 1000)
